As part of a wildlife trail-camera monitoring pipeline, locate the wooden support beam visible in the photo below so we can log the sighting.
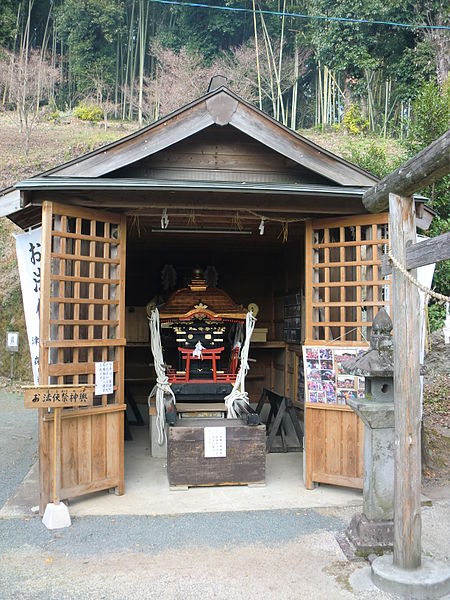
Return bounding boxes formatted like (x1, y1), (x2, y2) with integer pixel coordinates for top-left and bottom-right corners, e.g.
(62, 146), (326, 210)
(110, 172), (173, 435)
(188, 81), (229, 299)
(390, 193), (422, 570)
(32, 191), (367, 216)
(381, 231), (450, 276)
(363, 131), (450, 213)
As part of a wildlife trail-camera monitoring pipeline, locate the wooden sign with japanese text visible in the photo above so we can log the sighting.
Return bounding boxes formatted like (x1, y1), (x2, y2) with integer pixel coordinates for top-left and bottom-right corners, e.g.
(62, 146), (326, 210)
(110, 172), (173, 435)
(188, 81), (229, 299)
(23, 385), (94, 408)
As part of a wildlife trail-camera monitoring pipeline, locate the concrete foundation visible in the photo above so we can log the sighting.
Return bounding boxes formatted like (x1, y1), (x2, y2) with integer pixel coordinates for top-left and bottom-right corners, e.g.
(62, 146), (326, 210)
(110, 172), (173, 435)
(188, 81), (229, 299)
(0, 425), (363, 518)
(371, 554), (450, 599)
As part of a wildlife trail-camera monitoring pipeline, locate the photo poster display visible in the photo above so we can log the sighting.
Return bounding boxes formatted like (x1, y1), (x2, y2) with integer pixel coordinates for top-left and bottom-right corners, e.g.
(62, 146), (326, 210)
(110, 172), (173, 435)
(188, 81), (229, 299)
(302, 346), (367, 406)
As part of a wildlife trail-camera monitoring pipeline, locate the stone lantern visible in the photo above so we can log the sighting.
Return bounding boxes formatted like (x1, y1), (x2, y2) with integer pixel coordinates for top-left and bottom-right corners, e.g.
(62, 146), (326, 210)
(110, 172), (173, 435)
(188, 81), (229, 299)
(339, 308), (395, 556)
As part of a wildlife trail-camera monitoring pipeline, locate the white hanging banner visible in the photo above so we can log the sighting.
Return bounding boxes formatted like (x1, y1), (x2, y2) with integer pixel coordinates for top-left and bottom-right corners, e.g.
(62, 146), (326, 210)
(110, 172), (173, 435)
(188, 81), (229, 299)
(416, 235), (436, 363)
(15, 227), (42, 385)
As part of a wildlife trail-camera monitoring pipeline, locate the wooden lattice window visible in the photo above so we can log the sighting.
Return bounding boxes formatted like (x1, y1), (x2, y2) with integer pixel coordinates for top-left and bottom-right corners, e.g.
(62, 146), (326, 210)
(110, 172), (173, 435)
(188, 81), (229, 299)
(40, 202), (126, 407)
(305, 214), (390, 345)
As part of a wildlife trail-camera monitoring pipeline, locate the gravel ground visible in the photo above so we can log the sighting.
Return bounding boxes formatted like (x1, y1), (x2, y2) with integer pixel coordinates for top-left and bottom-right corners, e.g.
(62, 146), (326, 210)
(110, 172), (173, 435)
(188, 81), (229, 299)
(0, 389), (37, 507)
(0, 387), (448, 600)
(0, 511), (394, 600)
(0, 509), (345, 556)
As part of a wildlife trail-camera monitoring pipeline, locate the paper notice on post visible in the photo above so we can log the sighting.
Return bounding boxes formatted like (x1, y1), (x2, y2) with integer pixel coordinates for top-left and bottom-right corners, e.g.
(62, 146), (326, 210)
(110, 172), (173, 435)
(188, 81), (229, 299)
(95, 361), (114, 395)
(204, 426), (226, 458)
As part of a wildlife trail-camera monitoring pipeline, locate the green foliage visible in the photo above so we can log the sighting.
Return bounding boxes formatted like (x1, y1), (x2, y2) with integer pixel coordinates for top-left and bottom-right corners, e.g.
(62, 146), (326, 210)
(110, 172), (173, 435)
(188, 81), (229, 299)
(409, 80), (450, 316)
(345, 139), (406, 178)
(0, 0), (20, 47)
(56, 0), (125, 93)
(73, 103), (103, 122)
(423, 374), (450, 414)
(409, 80), (450, 152)
(342, 104), (369, 135)
(392, 40), (436, 101)
(428, 304), (446, 333)
(159, 0), (251, 62)
(304, 0), (416, 74)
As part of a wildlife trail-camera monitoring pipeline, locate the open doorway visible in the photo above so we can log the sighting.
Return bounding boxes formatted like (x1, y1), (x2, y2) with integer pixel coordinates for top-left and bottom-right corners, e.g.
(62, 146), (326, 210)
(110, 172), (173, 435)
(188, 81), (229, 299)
(123, 212), (306, 476)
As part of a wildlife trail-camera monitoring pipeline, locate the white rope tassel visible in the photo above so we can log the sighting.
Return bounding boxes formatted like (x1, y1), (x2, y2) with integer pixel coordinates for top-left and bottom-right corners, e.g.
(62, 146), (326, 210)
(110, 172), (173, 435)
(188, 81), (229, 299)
(225, 311), (257, 418)
(148, 308), (176, 445)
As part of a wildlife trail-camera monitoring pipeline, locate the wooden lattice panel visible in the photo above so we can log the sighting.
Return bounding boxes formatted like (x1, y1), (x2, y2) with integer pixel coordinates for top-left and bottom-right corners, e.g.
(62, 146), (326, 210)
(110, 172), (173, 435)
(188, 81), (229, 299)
(40, 202), (126, 405)
(38, 201), (126, 511)
(305, 214), (390, 345)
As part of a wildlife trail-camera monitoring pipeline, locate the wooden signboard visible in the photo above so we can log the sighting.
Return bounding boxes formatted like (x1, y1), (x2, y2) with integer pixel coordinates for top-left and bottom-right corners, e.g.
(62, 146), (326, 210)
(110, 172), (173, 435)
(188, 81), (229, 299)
(23, 385), (94, 408)
(23, 384), (94, 506)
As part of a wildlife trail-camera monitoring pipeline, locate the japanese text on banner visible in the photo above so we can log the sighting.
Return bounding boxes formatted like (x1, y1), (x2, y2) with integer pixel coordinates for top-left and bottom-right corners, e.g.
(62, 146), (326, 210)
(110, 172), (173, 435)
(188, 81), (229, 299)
(15, 227), (42, 385)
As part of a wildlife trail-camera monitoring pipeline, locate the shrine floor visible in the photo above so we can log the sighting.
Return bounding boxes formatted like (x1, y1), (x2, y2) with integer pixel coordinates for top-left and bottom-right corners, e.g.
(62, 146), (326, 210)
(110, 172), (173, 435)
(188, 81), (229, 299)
(1, 423), (365, 518)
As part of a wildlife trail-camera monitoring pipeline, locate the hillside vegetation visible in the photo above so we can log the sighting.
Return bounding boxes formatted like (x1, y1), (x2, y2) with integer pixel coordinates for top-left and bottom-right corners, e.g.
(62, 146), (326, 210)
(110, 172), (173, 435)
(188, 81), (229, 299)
(0, 115), (137, 379)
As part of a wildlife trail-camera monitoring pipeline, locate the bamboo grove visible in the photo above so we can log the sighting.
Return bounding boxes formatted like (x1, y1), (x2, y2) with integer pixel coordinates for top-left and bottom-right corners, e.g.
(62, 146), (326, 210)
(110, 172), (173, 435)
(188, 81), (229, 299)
(0, 0), (448, 135)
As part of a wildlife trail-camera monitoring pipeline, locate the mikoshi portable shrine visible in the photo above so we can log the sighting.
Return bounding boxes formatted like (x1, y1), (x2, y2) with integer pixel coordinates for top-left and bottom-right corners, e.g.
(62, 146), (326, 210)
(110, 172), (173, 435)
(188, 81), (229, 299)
(0, 80), (434, 513)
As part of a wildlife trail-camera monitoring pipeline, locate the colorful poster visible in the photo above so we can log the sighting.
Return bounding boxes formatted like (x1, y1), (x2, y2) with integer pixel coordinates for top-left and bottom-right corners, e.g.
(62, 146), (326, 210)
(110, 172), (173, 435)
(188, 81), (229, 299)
(303, 345), (366, 406)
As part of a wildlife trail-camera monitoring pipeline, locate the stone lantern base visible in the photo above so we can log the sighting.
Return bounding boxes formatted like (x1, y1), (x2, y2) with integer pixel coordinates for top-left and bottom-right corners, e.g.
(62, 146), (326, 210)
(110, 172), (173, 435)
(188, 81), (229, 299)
(339, 512), (393, 559)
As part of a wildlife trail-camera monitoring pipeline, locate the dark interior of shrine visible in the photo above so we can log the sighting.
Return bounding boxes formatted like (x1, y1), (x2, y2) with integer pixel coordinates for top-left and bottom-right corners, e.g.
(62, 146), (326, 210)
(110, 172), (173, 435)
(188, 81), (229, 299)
(124, 214), (305, 406)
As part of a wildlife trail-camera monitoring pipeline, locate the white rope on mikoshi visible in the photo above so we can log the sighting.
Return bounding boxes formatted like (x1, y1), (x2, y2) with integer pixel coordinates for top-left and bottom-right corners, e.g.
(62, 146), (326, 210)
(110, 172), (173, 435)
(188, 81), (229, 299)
(147, 307), (176, 445)
(225, 311), (257, 418)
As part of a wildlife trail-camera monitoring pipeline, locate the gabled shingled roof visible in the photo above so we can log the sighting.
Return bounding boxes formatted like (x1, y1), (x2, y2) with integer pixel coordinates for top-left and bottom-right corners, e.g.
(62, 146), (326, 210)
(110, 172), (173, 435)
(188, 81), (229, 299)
(1, 85), (383, 225)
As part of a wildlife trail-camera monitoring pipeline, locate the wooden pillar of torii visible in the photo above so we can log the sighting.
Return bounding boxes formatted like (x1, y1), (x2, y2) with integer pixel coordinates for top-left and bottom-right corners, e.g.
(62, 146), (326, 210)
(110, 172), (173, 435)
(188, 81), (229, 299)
(362, 129), (450, 572)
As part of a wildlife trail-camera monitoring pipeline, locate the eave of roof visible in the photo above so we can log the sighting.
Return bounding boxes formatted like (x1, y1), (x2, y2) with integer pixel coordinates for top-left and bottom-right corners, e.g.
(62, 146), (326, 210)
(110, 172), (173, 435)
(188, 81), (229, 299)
(14, 177), (371, 196)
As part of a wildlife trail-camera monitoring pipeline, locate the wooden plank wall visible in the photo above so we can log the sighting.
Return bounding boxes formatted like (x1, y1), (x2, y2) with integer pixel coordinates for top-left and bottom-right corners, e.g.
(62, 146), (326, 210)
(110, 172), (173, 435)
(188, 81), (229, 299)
(113, 125), (330, 185)
(305, 405), (364, 489)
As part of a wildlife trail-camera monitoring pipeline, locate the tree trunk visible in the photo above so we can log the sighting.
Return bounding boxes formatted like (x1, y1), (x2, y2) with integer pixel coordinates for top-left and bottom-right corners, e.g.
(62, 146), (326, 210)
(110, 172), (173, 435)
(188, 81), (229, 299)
(430, 31), (449, 90)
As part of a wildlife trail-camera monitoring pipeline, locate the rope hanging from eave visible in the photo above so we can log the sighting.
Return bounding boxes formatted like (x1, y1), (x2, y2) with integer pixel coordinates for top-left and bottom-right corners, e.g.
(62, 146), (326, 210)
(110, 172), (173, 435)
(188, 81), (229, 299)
(225, 311), (257, 418)
(148, 308), (176, 445)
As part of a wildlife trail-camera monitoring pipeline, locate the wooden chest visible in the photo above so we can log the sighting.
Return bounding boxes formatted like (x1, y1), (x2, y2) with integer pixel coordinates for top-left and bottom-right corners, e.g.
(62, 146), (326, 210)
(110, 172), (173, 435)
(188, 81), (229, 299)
(167, 419), (266, 488)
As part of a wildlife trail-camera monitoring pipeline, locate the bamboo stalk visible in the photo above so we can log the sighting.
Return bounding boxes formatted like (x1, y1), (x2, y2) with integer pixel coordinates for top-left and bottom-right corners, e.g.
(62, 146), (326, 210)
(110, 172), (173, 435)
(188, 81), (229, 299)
(290, 41), (298, 131)
(260, 12), (285, 123)
(276, 0), (287, 123)
(123, 0), (135, 120)
(260, 14), (276, 116)
(252, 0), (262, 110)
(36, 3), (53, 116)
(114, 36), (120, 118)
(3, 2), (22, 107)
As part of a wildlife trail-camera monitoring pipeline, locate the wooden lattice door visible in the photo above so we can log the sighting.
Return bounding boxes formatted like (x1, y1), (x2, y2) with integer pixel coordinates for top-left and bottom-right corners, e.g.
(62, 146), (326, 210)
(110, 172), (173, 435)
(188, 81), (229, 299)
(38, 201), (127, 511)
(304, 213), (390, 489)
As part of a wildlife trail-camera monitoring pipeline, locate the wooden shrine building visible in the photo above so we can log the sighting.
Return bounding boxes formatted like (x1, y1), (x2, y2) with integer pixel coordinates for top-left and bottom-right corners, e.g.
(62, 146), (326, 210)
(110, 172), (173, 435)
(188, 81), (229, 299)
(0, 83), (434, 511)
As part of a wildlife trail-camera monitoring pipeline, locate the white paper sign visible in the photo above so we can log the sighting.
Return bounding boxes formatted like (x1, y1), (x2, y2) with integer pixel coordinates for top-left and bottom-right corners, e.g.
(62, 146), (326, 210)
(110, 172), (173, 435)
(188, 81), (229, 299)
(95, 361), (114, 395)
(7, 332), (19, 350)
(204, 426), (227, 458)
(15, 227), (42, 385)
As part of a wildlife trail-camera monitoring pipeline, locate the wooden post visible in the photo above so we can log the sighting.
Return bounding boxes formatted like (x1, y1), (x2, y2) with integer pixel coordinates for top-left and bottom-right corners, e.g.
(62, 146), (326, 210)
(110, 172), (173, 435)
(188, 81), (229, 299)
(363, 131), (450, 212)
(53, 407), (61, 504)
(389, 193), (422, 569)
